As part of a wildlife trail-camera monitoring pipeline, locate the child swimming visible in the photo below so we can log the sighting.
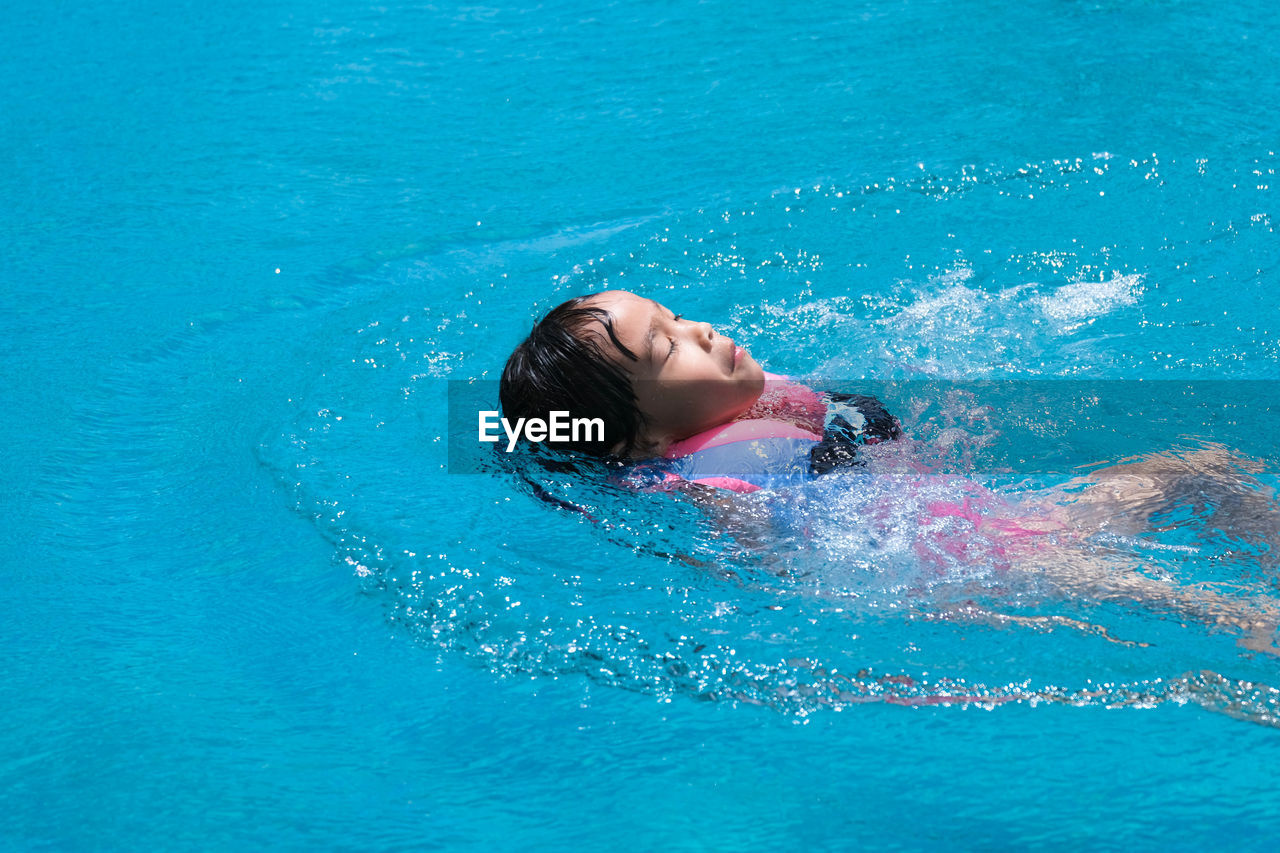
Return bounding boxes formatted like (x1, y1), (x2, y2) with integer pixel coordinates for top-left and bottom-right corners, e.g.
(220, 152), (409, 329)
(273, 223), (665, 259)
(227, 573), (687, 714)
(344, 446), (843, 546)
(500, 289), (899, 488)
(500, 289), (1280, 651)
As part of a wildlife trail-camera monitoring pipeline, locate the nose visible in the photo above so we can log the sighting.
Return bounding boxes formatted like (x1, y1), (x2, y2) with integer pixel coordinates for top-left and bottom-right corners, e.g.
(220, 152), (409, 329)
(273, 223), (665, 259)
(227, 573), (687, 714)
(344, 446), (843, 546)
(697, 321), (714, 348)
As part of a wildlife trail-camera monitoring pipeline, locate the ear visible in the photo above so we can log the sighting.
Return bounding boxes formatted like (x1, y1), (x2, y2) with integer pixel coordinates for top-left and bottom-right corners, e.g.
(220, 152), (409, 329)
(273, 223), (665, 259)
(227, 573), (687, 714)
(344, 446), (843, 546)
(614, 422), (669, 459)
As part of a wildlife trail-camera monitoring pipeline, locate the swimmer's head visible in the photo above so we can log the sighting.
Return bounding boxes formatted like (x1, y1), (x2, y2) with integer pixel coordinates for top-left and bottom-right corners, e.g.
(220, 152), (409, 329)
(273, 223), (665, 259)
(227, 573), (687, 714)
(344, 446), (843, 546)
(499, 294), (646, 457)
(500, 290), (765, 457)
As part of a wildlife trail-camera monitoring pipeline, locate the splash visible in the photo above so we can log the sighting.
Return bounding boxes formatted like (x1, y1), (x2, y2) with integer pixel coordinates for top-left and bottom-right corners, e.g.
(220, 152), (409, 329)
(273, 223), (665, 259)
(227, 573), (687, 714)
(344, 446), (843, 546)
(261, 150), (1280, 724)
(1033, 273), (1144, 333)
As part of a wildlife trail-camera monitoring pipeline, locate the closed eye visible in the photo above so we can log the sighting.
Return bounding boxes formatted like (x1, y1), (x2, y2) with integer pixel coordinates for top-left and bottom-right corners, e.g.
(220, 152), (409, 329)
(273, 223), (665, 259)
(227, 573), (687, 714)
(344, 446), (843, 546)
(665, 313), (682, 358)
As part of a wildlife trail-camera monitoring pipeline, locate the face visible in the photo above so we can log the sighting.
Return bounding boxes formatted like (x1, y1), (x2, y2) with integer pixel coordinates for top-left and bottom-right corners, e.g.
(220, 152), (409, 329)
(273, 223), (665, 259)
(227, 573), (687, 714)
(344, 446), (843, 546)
(585, 290), (765, 454)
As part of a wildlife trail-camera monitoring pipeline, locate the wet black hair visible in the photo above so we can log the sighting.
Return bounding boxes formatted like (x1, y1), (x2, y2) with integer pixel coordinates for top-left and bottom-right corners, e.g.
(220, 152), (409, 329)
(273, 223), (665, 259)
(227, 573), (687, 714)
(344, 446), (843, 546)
(499, 295), (646, 456)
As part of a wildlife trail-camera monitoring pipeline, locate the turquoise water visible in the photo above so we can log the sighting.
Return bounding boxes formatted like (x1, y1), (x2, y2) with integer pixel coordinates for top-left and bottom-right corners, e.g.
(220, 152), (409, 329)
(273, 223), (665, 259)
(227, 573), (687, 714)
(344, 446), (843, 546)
(6, 0), (1280, 848)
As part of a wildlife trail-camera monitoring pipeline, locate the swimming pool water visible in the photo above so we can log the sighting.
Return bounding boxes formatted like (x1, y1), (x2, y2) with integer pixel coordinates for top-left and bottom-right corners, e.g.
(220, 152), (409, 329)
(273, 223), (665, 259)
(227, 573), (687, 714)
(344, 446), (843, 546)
(5, 0), (1280, 848)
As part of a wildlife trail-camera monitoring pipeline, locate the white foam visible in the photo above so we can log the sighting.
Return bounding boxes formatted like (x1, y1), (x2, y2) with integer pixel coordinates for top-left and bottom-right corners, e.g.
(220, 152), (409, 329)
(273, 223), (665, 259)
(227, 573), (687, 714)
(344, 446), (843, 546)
(1033, 273), (1144, 331)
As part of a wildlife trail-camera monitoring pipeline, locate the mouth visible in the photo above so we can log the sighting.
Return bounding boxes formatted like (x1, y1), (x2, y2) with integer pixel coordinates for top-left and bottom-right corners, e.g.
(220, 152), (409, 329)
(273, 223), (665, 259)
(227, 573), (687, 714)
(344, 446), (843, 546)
(732, 343), (744, 371)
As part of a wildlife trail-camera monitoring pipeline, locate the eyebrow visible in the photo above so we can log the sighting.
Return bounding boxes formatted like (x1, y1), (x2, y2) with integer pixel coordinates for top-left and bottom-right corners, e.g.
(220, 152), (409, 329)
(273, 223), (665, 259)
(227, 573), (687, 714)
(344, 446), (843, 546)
(644, 317), (659, 362)
(644, 300), (663, 362)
